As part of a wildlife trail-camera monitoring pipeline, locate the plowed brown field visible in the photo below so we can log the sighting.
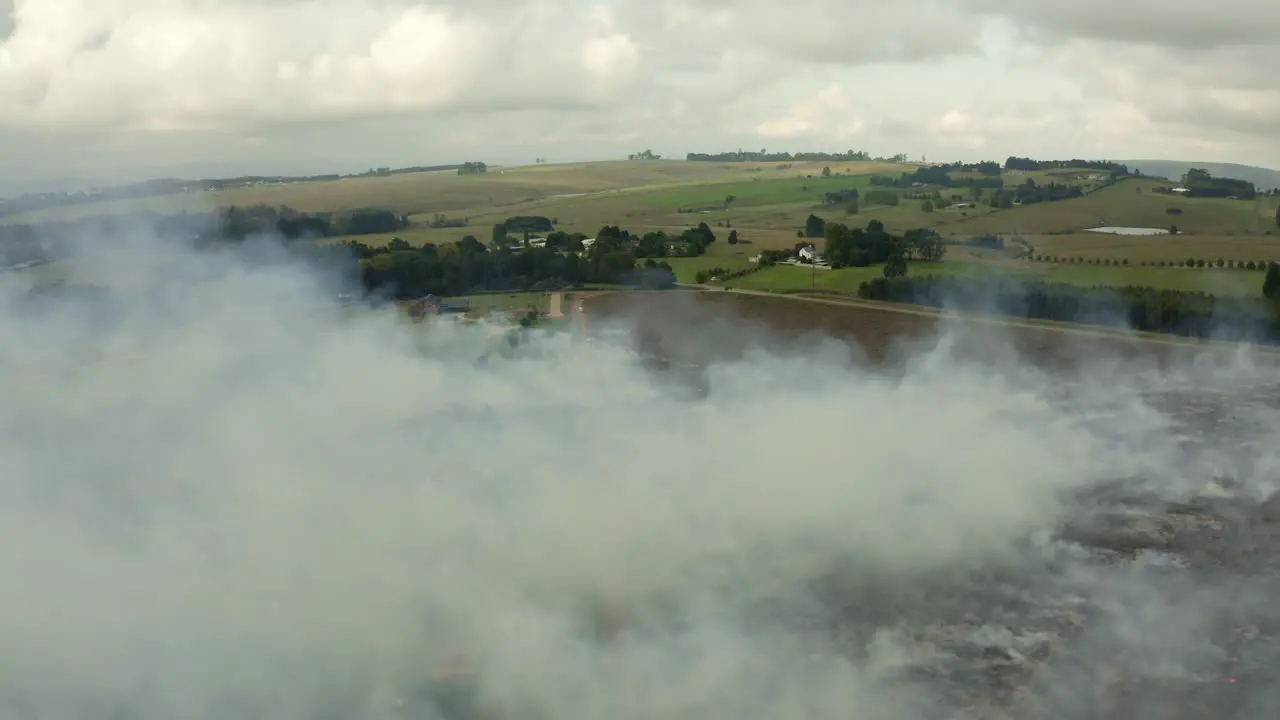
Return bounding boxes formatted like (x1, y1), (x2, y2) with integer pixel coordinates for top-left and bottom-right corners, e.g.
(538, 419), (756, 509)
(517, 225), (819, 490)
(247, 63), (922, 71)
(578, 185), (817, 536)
(580, 290), (1279, 373)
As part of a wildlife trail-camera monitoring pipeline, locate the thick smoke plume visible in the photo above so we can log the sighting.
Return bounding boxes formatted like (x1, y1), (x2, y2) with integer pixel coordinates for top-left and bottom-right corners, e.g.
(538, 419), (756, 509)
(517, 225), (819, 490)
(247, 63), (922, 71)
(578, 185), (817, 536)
(2, 224), (1279, 718)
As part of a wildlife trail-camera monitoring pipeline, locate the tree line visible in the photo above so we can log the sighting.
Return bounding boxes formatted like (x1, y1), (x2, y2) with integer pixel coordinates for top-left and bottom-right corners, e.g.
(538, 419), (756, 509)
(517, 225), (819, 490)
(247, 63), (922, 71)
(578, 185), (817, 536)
(935, 161), (1003, 176)
(857, 271), (1280, 343)
(1004, 157), (1131, 174)
(1031, 255), (1280, 271)
(988, 179), (1084, 208)
(686, 150), (906, 163)
(350, 223), (682, 298)
(1177, 169), (1256, 199)
(198, 204), (412, 242)
(870, 167), (1005, 191)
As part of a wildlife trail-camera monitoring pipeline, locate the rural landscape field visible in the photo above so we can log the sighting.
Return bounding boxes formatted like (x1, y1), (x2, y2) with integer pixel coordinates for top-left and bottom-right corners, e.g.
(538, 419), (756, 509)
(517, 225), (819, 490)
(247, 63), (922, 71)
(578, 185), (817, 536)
(8, 153), (1280, 719)
(10, 157), (1280, 301)
(12, 0), (1280, 716)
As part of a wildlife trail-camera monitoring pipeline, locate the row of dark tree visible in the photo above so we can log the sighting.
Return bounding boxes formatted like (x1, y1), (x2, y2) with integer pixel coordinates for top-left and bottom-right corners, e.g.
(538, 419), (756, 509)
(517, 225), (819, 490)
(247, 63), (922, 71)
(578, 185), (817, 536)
(1177, 169), (1256, 199)
(1003, 157), (1131, 173)
(936, 161), (1002, 176)
(856, 271), (1280, 343)
(988, 180), (1084, 207)
(871, 167), (1005, 190)
(349, 224), (679, 298)
(214, 204), (409, 241)
(686, 150), (906, 163)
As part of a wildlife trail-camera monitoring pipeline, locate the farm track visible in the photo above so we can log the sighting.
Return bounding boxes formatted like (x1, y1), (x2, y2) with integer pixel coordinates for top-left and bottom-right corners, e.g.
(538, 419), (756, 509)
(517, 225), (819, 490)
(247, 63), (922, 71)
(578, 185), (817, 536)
(577, 289), (1280, 719)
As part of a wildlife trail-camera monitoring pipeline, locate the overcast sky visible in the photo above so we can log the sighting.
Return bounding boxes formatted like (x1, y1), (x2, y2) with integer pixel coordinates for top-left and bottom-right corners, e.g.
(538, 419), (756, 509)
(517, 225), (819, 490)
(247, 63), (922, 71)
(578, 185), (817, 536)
(1, 0), (1278, 192)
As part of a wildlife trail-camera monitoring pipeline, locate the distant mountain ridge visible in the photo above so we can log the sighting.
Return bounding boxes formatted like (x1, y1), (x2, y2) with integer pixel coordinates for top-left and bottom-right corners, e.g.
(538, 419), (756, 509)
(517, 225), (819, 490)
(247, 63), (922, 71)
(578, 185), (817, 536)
(1123, 160), (1280, 191)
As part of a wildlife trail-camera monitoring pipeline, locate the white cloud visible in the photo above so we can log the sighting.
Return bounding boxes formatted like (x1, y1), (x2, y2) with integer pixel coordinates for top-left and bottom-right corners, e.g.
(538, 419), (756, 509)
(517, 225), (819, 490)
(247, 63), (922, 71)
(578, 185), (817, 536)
(1, 0), (1280, 187)
(754, 83), (863, 140)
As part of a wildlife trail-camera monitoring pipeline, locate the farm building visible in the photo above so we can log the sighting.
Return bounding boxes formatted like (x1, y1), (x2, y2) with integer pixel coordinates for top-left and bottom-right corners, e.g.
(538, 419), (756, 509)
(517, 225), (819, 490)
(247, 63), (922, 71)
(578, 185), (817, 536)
(406, 295), (471, 321)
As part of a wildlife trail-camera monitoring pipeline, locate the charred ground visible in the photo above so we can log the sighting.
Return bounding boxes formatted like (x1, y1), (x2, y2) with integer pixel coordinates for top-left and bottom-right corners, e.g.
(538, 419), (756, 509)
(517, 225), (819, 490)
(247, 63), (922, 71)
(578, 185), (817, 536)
(581, 290), (1280, 719)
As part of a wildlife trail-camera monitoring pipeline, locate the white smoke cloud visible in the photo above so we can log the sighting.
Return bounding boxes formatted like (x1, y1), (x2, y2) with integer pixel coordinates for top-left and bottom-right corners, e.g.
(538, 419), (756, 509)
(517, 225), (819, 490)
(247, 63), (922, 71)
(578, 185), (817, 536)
(1, 222), (1279, 717)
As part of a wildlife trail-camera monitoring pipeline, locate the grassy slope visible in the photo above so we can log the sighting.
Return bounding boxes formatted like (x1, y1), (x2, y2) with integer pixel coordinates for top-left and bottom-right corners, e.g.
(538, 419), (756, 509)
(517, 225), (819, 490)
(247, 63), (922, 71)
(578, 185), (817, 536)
(8, 160), (910, 225)
(1027, 231), (1280, 265)
(936, 178), (1268, 236)
(1037, 265), (1268, 297)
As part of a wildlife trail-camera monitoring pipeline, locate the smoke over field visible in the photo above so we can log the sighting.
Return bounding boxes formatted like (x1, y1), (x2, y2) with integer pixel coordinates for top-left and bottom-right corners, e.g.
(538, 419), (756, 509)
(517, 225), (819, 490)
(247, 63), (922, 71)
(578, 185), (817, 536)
(2, 229), (1279, 718)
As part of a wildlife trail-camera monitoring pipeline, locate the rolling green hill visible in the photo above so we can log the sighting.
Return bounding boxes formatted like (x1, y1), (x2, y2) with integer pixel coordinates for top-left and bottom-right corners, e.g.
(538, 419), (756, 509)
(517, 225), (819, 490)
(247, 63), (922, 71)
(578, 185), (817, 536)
(1124, 160), (1280, 191)
(937, 178), (1270, 236)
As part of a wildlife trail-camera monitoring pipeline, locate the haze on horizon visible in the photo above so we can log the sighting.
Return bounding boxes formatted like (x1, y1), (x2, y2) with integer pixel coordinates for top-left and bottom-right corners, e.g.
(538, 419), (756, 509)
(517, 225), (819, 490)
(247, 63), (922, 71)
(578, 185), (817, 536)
(1, 0), (1279, 193)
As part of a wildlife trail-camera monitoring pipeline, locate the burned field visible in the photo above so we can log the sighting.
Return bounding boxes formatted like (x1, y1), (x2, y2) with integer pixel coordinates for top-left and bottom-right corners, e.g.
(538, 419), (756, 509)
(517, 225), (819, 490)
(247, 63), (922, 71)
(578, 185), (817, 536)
(582, 291), (1280, 718)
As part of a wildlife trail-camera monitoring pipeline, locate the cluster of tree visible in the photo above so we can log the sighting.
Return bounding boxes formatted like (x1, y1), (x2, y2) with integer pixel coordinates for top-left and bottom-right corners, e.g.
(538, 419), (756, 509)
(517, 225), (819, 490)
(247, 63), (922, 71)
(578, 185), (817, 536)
(491, 215), (555, 244)
(1004, 157), (1130, 174)
(457, 162), (488, 175)
(629, 223), (718, 258)
(350, 223), (681, 299)
(908, 188), (979, 210)
(686, 150), (905, 163)
(863, 190), (901, 206)
(935, 161), (1002, 176)
(628, 150), (662, 160)
(1178, 169), (1257, 199)
(212, 204), (407, 241)
(870, 167), (1004, 190)
(757, 249), (790, 265)
(693, 265), (761, 284)
(803, 214), (826, 238)
(857, 273), (1280, 343)
(823, 188), (860, 205)
(987, 179), (1084, 208)
(822, 220), (946, 269)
